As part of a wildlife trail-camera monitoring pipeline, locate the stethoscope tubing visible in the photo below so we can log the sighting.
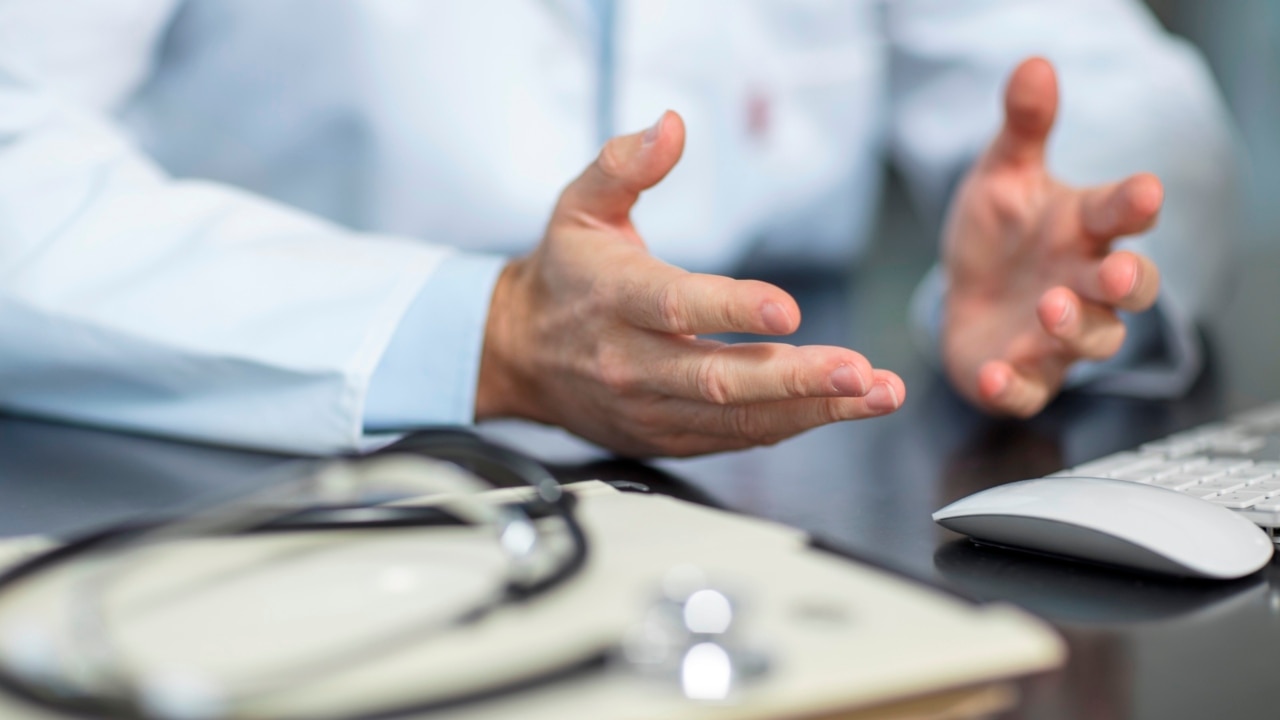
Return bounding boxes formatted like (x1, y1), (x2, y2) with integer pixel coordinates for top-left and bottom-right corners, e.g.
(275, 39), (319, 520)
(0, 435), (600, 720)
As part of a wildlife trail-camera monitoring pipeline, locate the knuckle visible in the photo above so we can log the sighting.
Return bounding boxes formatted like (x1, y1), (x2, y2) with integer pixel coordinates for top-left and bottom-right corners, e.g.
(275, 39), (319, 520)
(595, 347), (637, 395)
(726, 407), (770, 445)
(656, 281), (688, 333)
(991, 190), (1021, 221)
(714, 286), (741, 330)
(783, 364), (810, 399)
(986, 180), (1034, 227)
(820, 399), (849, 425)
(596, 139), (628, 180)
(695, 355), (733, 405)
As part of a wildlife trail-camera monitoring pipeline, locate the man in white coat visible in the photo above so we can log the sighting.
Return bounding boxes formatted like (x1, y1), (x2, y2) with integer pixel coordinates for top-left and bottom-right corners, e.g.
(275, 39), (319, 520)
(0, 1), (1238, 455)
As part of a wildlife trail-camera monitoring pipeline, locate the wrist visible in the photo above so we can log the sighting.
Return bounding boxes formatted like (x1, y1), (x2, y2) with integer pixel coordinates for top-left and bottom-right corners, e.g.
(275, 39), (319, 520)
(475, 259), (538, 421)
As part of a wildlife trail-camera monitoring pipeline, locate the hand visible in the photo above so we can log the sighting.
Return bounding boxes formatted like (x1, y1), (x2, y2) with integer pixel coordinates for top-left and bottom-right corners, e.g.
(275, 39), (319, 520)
(942, 58), (1163, 417)
(476, 111), (905, 457)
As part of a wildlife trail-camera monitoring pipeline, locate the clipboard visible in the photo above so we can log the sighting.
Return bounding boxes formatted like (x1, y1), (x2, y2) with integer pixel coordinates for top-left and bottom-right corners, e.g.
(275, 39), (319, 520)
(0, 483), (1063, 719)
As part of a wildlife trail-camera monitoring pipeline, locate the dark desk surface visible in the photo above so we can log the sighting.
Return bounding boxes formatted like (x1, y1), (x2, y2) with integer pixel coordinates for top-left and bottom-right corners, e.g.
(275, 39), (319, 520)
(3, 247), (1279, 720)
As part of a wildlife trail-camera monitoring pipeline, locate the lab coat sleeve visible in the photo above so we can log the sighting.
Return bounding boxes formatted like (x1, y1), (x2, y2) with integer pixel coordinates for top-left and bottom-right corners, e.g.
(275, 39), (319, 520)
(0, 46), (502, 454)
(888, 0), (1242, 397)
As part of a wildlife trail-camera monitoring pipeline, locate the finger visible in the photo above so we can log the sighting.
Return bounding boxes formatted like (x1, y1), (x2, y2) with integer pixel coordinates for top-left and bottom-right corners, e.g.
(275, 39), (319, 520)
(682, 370), (905, 446)
(635, 339), (877, 404)
(638, 371), (905, 456)
(1037, 287), (1126, 361)
(1100, 250), (1160, 312)
(985, 57), (1058, 170)
(1079, 173), (1163, 241)
(554, 110), (686, 227)
(718, 371), (905, 440)
(977, 360), (1056, 419)
(1075, 251), (1161, 312)
(615, 264), (802, 335)
(867, 369), (907, 413)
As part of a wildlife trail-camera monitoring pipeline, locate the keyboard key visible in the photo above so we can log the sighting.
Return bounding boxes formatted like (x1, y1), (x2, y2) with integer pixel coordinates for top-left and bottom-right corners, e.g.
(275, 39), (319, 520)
(1204, 458), (1255, 473)
(1178, 460), (1254, 482)
(1147, 461), (1192, 479)
(1111, 469), (1156, 483)
(1108, 458), (1171, 476)
(1197, 478), (1248, 494)
(1232, 470), (1277, 486)
(1071, 460), (1129, 476)
(1179, 466), (1231, 481)
(1251, 480), (1280, 497)
(1140, 440), (1202, 458)
(1093, 406), (1280, 531)
(1150, 475), (1204, 491)
(1187, 488), (1223, 500)
(1074, 454), (1163, 476)
(1207, 436), (1267, 454)
(1208, 491), (1269, 509)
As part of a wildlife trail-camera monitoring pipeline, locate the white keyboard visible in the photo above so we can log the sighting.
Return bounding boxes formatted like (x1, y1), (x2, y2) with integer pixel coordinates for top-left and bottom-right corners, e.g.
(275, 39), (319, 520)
(1046, 401), (1280, 543)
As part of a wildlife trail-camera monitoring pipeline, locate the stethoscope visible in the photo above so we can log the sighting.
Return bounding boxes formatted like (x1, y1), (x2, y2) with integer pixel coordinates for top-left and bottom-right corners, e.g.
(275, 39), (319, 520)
(0, 431), (601, 720)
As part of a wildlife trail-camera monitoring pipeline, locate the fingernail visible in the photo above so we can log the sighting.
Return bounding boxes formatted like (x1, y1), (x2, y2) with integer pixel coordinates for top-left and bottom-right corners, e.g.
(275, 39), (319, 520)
(829, 365), (867, 395)
(865, 382), (900, 412)
(1055, 299), (1073, 330)
(642, 112), (666, 146)
(989, 370), (1010, 397)
(1126, 262), (1141, 296)
(761, 302), (792, 334)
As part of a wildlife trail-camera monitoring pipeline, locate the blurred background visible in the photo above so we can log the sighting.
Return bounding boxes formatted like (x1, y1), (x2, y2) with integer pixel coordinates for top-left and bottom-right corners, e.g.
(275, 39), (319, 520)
(863, 0), (1280, 412)
(1147, 0), (1280, 251)
(1109, 0), (1279, 405)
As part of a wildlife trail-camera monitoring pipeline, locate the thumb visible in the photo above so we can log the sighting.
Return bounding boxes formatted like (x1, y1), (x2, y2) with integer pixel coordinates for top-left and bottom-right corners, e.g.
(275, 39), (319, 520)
(985, 57), (1058, 170)
(555, 110), (685, 227)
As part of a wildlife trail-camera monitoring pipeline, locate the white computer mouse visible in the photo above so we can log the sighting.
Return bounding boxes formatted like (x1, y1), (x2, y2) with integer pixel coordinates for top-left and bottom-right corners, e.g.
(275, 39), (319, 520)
(933, 477), (1275, 580)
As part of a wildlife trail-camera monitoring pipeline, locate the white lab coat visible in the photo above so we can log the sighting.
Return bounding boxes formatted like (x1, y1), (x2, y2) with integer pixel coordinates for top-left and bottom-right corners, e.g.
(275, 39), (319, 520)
(0, 0), (1239, 453)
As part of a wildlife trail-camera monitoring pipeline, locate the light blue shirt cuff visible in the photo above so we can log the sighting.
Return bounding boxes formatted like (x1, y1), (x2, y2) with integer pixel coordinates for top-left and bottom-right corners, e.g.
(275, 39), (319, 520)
(363, 252), (506, 431)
